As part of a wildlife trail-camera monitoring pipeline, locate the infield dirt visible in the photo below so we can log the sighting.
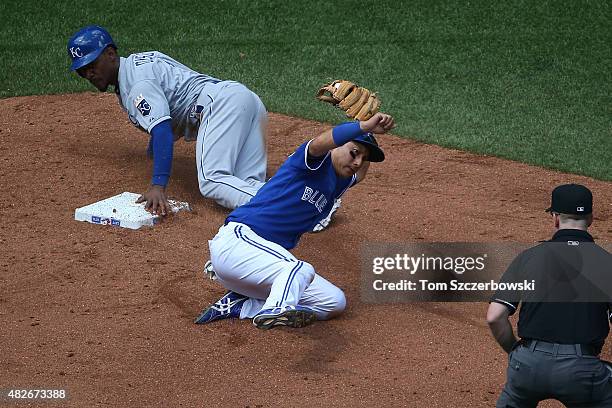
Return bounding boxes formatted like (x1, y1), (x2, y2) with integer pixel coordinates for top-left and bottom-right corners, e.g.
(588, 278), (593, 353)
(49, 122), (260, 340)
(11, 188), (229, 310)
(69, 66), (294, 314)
(1, 93), (610, 407)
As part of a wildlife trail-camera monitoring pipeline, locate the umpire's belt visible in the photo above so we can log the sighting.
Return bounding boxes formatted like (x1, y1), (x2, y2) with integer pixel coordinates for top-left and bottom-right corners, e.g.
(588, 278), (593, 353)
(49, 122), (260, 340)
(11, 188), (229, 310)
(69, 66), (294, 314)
(521, 339), (599, 356)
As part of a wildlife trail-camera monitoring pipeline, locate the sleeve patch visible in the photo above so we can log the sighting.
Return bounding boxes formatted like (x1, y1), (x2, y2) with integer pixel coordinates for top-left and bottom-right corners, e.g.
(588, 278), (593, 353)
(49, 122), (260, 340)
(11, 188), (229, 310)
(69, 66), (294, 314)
(134, 94), (152, 116)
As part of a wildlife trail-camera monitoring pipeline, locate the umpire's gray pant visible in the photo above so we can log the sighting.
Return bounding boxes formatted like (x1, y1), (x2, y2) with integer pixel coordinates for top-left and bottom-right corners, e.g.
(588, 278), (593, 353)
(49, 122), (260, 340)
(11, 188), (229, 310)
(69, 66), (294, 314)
(497, 341), (612, 407)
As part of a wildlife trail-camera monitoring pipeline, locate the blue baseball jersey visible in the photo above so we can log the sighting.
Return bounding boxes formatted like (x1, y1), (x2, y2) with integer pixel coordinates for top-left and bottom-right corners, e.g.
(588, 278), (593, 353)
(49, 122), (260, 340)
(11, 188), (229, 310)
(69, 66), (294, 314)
(226, 140), (356, 249)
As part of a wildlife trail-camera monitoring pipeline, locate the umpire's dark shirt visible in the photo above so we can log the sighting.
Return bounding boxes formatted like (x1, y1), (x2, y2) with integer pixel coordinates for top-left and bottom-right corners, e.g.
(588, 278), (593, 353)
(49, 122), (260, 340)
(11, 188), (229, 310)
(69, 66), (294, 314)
(492, 229), (612, 350)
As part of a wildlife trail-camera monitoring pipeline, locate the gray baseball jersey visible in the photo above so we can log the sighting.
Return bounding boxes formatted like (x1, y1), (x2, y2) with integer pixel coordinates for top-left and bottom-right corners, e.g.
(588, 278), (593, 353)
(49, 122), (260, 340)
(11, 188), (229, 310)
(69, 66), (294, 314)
(116, 51), (219, 141)
(115, 51), (268, 209)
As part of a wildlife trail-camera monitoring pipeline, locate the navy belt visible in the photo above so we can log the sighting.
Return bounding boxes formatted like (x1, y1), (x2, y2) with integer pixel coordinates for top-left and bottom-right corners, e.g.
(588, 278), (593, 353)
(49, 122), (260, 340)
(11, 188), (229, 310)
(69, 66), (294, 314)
(521, 339), (599, 356)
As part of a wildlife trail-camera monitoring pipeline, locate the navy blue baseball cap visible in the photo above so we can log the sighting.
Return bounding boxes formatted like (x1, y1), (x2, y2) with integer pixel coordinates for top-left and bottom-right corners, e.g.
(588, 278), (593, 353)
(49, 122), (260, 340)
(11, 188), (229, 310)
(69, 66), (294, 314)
(353, 133), (385, 162)
(546, 184), (592, 215)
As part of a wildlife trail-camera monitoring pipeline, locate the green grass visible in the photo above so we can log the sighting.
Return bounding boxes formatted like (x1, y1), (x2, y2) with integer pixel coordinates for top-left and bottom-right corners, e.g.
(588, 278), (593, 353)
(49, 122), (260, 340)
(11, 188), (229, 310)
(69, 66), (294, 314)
(1, 1), (610, 179)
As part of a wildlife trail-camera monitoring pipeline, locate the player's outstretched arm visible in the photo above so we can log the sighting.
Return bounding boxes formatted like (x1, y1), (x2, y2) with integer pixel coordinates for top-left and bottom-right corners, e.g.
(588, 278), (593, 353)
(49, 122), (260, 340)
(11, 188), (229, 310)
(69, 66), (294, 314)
(360, 112), (395, 135)
(135, 120), (174, 216)
(308, 113), (395, 157)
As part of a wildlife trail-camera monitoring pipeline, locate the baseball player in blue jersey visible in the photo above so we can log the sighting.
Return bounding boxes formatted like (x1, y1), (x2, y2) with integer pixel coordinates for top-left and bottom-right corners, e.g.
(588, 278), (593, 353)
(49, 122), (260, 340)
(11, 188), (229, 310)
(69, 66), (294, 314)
(67, 25), (267, 212)
(194, 112), (395, 329)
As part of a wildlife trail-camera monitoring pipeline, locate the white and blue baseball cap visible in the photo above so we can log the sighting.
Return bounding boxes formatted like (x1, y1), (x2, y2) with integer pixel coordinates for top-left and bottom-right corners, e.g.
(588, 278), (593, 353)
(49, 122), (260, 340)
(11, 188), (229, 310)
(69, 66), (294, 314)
(67, 25), (116, 71)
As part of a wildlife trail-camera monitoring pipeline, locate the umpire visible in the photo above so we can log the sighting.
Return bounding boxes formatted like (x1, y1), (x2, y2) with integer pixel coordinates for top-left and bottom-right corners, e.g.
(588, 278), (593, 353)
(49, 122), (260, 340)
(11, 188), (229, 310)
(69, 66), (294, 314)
(487, 183), (612, 407)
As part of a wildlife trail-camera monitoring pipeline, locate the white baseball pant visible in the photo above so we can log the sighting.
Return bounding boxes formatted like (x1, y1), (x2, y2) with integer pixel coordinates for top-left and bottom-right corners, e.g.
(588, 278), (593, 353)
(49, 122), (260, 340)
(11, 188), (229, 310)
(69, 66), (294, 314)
(209, 222), (346, 320)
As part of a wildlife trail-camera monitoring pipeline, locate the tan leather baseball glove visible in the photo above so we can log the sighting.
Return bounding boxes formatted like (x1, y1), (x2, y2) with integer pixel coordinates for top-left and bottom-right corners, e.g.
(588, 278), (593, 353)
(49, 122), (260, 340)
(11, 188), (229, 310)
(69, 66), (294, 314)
(316, 80), (381, 121)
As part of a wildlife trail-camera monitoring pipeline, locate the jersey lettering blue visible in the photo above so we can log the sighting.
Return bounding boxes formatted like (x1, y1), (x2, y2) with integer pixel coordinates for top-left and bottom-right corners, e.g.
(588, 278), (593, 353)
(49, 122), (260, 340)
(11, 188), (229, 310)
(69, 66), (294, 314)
(301, 186), (327, 213)
(133, 52), (155, 66)
(226, 140), (355, 249)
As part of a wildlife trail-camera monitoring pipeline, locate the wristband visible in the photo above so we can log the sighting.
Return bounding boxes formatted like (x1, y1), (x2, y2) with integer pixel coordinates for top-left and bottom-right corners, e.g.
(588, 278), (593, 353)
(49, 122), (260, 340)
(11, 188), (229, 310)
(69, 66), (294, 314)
(332, 121), (366, 146)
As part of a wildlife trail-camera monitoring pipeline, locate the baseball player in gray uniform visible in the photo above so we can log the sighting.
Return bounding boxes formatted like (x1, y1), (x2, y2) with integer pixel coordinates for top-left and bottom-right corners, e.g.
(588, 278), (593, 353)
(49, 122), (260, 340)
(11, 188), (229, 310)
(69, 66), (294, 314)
(67, 25), (267, 213)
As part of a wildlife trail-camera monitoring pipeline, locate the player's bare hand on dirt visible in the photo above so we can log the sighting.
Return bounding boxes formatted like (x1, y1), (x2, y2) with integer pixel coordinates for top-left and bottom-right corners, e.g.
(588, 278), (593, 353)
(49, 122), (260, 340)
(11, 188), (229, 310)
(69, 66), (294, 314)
(359, 113), (395, 134)
(137, 185), (170, 216)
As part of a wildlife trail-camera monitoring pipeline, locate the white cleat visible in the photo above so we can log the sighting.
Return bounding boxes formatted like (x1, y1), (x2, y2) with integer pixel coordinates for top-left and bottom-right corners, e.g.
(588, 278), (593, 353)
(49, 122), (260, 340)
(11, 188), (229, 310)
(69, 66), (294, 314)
(252, 306), (316, 330)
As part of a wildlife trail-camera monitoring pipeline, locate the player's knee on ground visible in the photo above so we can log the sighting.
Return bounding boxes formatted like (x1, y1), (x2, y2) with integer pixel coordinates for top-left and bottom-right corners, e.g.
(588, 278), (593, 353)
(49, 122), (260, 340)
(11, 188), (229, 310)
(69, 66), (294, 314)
(198, 176), (222, 199)
(198, 175), (251, 209)
(316, 286), (346, 321)
(299, 262), (317, 286)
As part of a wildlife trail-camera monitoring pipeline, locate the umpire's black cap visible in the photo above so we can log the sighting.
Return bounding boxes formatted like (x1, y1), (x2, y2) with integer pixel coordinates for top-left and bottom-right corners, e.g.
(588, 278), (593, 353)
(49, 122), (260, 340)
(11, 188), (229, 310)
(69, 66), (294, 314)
(546, 183), (592, 215)
(353, 133), (385, 162)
